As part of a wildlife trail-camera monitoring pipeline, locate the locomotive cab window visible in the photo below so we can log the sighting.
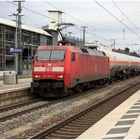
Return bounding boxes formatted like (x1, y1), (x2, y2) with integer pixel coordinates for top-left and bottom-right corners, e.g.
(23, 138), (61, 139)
(36, 50), (51, 61)
(51, 50), (65, 61)
(36, 50), (65, 61)
(71, 53), (75, 61)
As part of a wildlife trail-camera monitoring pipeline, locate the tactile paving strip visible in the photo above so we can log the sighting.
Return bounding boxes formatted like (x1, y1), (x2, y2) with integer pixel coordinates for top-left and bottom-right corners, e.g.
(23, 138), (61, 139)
(102, 99), (140, 139)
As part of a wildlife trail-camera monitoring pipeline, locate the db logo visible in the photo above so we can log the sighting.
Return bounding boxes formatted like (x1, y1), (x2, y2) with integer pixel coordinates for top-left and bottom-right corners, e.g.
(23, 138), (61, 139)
(46, 67), (52, 71)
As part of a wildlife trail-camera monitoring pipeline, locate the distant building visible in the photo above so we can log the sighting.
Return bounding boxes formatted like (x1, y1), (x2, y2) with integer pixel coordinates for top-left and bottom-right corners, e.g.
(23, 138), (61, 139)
(0, 17), (52, 74)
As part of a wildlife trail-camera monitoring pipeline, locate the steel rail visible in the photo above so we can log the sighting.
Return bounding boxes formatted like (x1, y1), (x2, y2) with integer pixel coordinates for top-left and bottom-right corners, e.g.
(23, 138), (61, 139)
(0, 98), (41, 112)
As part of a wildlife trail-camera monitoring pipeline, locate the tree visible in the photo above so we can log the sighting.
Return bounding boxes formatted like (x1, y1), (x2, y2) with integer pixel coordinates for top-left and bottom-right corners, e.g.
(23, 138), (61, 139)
(124, 47), (130, 53)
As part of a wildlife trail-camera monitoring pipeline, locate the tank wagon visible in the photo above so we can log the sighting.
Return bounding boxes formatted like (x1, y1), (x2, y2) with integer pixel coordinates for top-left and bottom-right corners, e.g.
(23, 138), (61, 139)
(102, 49), (140, 80)
(31, 45), (110, 97)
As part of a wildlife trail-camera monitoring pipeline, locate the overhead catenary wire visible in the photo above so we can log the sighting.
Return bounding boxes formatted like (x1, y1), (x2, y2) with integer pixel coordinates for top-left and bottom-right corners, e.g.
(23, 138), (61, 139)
(44, 0), (93, 29)
(112, 0), (139, 30)
(50, 0), (128, 45)
(7, 0), (122, 45)
(7, 0), (112, 43)
(7, 0), (60, 23)
(94, 0), (140, 39)
(44, 0), (110, 43)
(44, 1), (129, 46)
(7, 0), (84, 34)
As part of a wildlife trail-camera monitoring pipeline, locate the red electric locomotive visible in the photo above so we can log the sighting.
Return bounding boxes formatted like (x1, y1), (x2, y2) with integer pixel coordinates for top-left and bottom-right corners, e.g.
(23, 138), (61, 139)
(31, 45), (110, 97)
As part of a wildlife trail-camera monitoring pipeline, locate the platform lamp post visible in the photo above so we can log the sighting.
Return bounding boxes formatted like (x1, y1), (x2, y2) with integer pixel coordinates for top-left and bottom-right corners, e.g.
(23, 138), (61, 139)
(137, 50), (140, 57)
(13, 0), (25, 75)
(110, 39), (116, 49)
(68, 32), (72, 38)
(9, 13), (18, 74)
(68, 32), (72, 44)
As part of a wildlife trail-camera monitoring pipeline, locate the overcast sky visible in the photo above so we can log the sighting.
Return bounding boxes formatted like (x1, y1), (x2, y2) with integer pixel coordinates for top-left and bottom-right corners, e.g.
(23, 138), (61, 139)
(0, 0), (140, 52)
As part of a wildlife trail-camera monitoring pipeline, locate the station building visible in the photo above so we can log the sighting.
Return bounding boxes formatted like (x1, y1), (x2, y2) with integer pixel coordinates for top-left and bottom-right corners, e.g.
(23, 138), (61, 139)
(0, 17), (52, 74)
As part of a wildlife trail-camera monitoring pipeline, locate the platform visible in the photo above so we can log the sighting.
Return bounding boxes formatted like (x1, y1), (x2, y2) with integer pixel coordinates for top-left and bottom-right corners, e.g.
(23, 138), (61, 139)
(0, 77), (32, 94)
(77, 90), (140, 139)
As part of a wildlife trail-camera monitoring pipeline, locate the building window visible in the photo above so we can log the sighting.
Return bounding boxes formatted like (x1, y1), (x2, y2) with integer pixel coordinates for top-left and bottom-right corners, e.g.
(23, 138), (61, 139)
(5, 42), (14, 55)
(40, 35), (47, 45)
(32, 34), (39, 45)
(0, 27), (2, 40)
(47, 36), (52, 45)
(0, 42), (2, 54)
(5, 56), (14, 70)
(0, 56), (3, 70)
(5, 28), (14, 42)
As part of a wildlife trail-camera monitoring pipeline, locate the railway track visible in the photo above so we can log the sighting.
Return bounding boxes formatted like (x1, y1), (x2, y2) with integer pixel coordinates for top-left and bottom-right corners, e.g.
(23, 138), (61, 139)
(0, 88), (95, 122)
(0, 77), (139, 123)
(0, 78), (112, 122)
(0, 98), (58, 122)
(0, 98), (41, 113)
(29, 81), (140, 139)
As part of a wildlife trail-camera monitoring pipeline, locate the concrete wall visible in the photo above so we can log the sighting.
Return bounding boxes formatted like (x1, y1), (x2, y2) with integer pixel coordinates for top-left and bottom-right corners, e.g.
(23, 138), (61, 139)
(48, 11), (63, 30)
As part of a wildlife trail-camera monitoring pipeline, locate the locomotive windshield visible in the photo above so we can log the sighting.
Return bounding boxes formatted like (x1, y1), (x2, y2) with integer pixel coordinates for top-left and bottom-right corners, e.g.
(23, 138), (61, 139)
(36, 50), (65, 61)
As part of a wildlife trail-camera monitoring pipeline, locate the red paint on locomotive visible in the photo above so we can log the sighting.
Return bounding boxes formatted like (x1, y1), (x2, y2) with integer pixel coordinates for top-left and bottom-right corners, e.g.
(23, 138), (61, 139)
(31, 45), (110, 97)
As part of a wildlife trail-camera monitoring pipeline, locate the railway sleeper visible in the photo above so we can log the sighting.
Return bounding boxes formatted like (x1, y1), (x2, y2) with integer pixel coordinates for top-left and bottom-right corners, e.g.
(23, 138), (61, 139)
(65, 124), (90, 129)
(74, 116), (94, 120)
(58, 127), (85, 132)
(63, 124), (89, 129)
(77, 117), (95, 121)
(55, 129), (83, 134)
(71, 120), (95, 124)
(71, 119), (94, 123)
(48, 133), (78, 139)
(68, 122), (91, 127)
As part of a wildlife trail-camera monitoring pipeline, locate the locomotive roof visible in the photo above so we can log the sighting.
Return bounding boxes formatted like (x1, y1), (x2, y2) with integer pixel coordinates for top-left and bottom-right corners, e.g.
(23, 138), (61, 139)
(37, 45), (106, 57)
(37, 45), (71, 50)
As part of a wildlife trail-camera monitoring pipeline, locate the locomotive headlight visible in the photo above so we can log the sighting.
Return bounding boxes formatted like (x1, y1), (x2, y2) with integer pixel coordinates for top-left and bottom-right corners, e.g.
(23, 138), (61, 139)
(34, 74), (40, 78)
(58, 75), (63, 78)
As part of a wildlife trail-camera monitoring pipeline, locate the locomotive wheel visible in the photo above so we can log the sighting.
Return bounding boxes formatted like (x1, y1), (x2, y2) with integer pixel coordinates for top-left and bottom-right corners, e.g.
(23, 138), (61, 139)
(74, 84), (83, 93)
(64, 87), (73, 96)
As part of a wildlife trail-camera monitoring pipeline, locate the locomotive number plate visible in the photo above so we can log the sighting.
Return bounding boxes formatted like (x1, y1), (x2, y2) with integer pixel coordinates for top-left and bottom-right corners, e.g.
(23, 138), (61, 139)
(46, 67), (52, 71)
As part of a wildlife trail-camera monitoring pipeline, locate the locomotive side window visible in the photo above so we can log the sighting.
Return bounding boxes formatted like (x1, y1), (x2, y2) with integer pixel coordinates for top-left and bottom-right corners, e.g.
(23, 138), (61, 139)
(71, 53), (75, 61)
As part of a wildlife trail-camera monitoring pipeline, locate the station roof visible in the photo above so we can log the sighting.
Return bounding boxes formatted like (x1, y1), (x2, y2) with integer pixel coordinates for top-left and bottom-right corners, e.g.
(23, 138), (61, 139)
(0, 17), (52, 37)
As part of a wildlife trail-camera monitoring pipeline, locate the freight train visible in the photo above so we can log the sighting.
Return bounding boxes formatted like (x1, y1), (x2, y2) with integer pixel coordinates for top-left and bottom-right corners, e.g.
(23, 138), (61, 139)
(101, 49), (140, 79)
(31, 45), (140, 97)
